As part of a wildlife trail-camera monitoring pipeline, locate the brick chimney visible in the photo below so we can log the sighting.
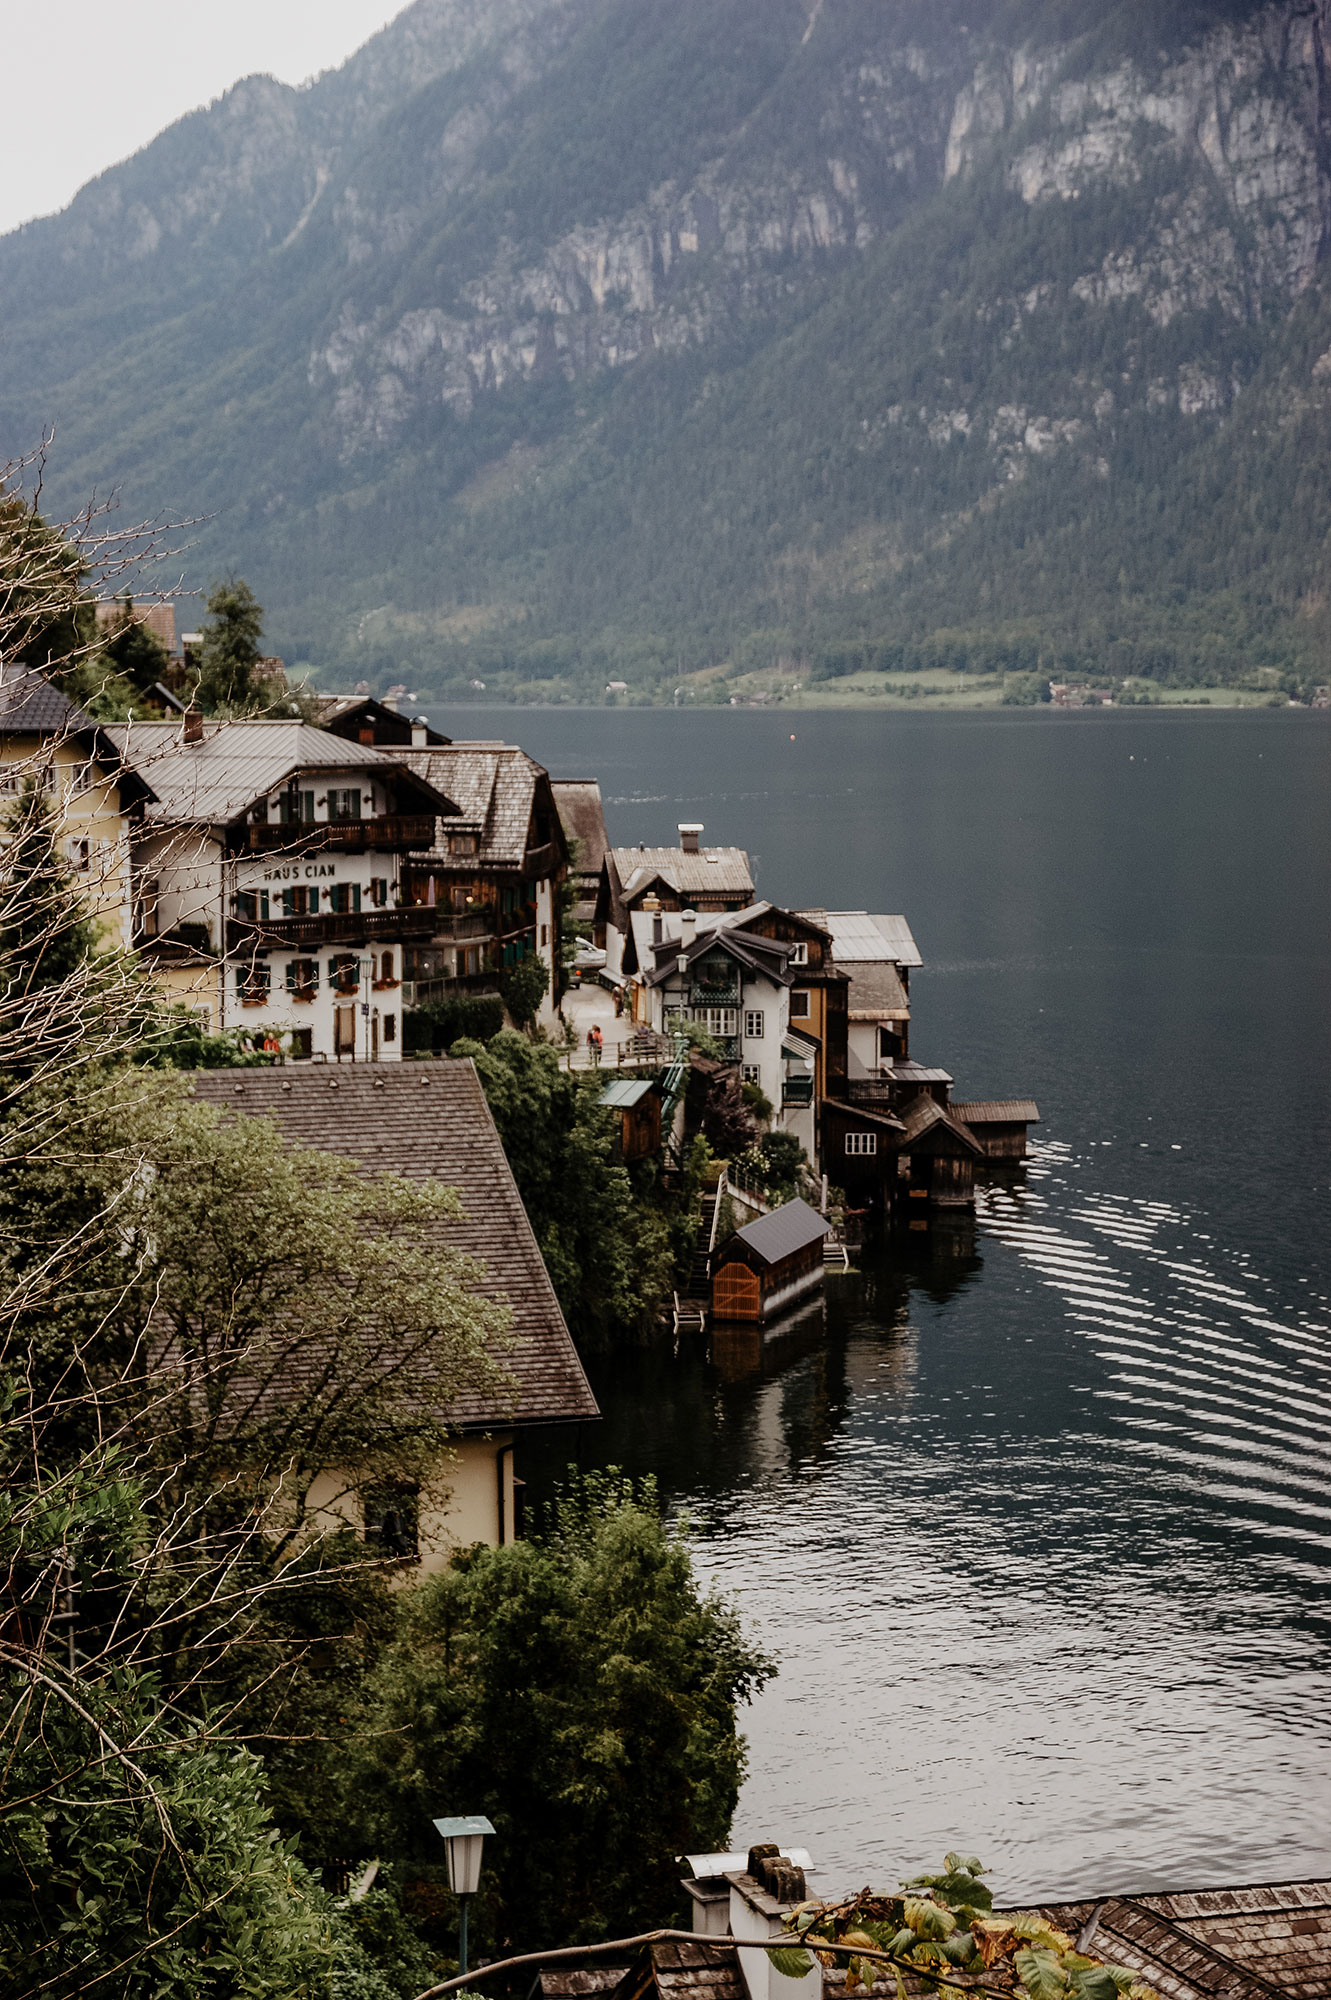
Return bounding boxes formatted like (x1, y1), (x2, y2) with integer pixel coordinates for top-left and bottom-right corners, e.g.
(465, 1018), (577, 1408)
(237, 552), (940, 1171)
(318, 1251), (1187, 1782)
(182, 707), (203, 745)
(679, 822), (704, 854)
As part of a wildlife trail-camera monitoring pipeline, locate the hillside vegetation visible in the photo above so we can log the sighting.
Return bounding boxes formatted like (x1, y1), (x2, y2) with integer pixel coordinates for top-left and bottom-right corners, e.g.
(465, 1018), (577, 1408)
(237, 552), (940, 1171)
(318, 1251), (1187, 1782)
(2, 0), (1329, 702)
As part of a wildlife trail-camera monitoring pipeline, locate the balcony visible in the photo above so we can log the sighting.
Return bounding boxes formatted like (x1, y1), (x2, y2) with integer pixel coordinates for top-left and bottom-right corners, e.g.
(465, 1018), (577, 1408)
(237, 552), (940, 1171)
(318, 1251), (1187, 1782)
(226, 907), (439, 951)
(690, 983), (740, 1009)
(395, 906), (497, 941)
(239, 814), (438, 854)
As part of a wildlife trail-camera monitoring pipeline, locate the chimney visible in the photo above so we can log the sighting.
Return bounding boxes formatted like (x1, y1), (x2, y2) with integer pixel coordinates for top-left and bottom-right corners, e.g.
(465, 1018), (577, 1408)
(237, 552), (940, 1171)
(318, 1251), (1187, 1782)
(381, 693), (400, 714)
(679, 822), (703, 854)
(411, 717), (429, 746)
(680, 908), (697, 946)
(652, 913), (664, 946)
(183, 707), (203, 745)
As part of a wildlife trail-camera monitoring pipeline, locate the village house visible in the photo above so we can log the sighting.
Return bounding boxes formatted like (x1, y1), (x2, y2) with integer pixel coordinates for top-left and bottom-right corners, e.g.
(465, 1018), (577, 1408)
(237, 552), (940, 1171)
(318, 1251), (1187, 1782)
(623, 904), (819, 1159)
(596, 822), (755, 978)
(0, 667), (155, 951)
(190, 1062), (598, 1559)
(711, 1200), (831, 1323)
(315, 692), (452, 750)
(111, 715), (456, 1053)
(800, 909), (921, 1080)
(374, 740), (568, 1032)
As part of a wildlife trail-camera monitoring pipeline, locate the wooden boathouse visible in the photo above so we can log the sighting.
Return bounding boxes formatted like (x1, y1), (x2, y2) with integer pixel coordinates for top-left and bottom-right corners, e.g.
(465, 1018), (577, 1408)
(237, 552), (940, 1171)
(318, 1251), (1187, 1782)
(711, 1199), (830, 1322)
(950, 1098), (1041, 1160)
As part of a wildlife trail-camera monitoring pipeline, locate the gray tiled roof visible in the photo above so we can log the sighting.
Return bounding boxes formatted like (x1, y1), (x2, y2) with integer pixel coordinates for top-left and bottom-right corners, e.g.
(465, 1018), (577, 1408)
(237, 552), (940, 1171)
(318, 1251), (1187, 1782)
(393, 744), (543, 866)
(845, 961), (910, 1020)
(612, 844), (754, 901)
(1, 666), (157, 806)
(730, 1198), (830, 1265)
(189, 1064), (598, 1431)
(109, 718), (451, 826)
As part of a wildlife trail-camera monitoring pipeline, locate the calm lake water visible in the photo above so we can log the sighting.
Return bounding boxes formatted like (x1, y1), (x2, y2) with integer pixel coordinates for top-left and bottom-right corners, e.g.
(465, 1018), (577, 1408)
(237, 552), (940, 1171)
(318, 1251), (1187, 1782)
(442, 705), (1331, 1903)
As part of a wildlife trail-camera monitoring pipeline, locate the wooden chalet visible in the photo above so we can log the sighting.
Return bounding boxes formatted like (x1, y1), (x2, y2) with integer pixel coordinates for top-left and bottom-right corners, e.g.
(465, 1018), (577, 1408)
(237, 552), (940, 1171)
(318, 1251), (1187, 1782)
(317, 694), (451, 749)
(711, 1200), (830, 1322)
(951, 1098), (1041, 1160)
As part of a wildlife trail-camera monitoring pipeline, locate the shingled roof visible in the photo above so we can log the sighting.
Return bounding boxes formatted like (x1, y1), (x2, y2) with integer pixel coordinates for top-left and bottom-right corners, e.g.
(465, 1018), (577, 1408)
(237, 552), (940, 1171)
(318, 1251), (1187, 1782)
(1029, 1882), (1331, 2000)
(189, 1064), (598, 1431)
(394, 743), (548, 867)
(611, 844), (754, 903)
(551, 780), (609, 886)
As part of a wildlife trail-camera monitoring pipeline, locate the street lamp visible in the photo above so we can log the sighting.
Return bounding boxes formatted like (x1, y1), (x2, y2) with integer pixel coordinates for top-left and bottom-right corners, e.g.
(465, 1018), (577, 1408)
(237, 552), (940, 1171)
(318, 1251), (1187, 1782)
(432, 1815), (494, 1976)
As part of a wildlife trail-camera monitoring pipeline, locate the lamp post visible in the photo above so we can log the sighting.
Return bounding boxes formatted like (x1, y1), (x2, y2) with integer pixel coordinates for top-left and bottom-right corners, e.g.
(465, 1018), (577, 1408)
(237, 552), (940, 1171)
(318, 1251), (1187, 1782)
(432, 1815), (494, 1976)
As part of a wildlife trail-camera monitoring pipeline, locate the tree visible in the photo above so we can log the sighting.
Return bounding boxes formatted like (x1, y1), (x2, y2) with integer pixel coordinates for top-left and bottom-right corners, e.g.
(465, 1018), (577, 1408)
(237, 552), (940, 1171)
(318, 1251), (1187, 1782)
(98, 595), (170, 699)
(349, 1472), (774, 1957)
(452, 1031), (673, 1346)
(501, 951), (550, 1029)
(0, 785), (98, 1000)
(197, 576), (265, 712)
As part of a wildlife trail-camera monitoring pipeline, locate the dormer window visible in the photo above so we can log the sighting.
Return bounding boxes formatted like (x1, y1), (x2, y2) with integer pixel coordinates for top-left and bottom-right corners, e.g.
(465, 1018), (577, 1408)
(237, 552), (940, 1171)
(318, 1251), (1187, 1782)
(790, 941), (808, 966)
(449, 833), (478, 857)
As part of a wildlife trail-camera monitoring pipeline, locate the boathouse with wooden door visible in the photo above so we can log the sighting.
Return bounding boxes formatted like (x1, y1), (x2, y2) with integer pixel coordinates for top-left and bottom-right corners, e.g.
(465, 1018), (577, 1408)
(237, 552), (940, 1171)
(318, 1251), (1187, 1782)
(711, 1199), (830, 1322)
(898, 1094), (985, 1212)
(951, 1099), (1041, 1160)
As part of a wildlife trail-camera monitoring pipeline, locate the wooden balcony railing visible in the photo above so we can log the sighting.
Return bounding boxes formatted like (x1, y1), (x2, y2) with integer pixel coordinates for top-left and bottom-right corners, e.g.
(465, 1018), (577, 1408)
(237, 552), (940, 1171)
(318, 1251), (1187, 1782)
(226, 908), (438, 951)
(238, 815), (437, 854)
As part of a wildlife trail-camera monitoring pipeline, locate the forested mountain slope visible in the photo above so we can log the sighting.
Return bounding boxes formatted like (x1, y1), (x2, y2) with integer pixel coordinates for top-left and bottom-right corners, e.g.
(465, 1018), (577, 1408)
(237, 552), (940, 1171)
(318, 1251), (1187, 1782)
(3, 0), (1330, 699)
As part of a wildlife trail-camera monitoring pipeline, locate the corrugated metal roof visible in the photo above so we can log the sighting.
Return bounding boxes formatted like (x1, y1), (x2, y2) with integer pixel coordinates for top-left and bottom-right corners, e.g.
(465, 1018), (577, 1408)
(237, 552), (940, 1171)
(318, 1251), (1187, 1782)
(599, 1077), (656, 1109)
(731, 1198), (830, 1265)
(890, 1061), (954, 1084)
(112, 719), (445, 825)
(952, 1099), (1041, 1123)
(813, 910), (923, 968)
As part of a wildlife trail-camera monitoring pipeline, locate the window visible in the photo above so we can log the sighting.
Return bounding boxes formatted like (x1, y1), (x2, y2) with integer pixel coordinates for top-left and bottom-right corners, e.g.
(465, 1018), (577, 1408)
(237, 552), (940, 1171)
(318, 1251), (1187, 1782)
(67, 759), (97, 797)
(790, 989), (811, 1018)
(1, 761), (54, 795)
(286, 958), (319, 1000)
(65, 838), (90, 872)
(234, 889), (270, 923)
(382, 1012), (397, 1043)
(369, 877), (389, 907)
(363, 1486), (418, 1560)
(237, 962), (270, 1005)
(289, 1028), (313, 1060)
(135, 876), (160, 940)
(375, 950), (396, 986)
(329, 788), (362, 822)
(845, 1131), (878, 1156)
(279, 789), (315, 825)
(744, 1010), (765, 1040)
(693, 1006), (737, 1038)
(879, 1025), (902, 1061)
(790, 941), (808, 966)
(328, 953), (359, 994)
(741, 1063), (762, 1085)
(282, 885), (319, 917)
(327, 883), (361, 915)
(540, 923), (548, 947)
(449, 833), (478, 856)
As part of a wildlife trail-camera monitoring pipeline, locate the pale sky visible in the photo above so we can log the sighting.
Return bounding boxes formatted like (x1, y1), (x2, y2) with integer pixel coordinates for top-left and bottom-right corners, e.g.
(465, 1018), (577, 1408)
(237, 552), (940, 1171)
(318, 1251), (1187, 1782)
(1, 1), (404, 237)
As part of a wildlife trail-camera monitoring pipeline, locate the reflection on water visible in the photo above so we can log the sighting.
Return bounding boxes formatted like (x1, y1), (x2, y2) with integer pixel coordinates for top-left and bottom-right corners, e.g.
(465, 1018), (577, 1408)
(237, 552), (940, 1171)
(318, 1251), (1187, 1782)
(525, 1151), (1331, 1903)
(500, 706), (1331, 1903)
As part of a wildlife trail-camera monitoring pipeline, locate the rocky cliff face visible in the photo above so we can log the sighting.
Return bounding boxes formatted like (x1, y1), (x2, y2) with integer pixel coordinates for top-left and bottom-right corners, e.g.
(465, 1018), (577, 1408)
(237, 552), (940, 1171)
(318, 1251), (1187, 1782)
(3, 0), (1329, 691)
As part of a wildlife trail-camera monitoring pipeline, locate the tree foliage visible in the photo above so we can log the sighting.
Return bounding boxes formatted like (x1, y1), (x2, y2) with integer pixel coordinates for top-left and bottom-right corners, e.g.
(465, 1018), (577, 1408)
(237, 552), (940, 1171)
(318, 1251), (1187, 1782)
(349, 1471), (774, 1957)
(197, 576), (265, 713)
(453, 1031), (674, 1346)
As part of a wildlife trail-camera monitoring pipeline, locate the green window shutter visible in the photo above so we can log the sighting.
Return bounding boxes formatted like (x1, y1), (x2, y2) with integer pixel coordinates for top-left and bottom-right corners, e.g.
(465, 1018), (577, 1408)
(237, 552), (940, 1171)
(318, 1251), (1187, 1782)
(309, 888), (319, 914)
(260, 890), (269, 920)
(350, 790), (361, 820)
(352, 884), (361, 913)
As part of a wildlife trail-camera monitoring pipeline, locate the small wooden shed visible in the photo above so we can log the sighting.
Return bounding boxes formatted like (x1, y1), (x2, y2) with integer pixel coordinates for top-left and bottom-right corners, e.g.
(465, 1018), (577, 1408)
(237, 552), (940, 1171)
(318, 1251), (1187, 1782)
(898, 1094), (985, 1210)
(711, 1199), (830, 1322)
(599, 1075), (662, 1162)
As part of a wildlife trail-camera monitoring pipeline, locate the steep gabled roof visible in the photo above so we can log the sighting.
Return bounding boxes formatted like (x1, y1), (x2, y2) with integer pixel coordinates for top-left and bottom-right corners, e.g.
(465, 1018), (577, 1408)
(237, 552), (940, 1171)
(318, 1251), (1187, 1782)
(394, 744), (550, 867)
(111, 718), (453, 826)
(634, 906), (794, 989)
(1026, 1883), (1331, 2000)
(899, 1095), (984, 1154)
(189, 1064), (598, 1431)
(0, 666), (156, 807)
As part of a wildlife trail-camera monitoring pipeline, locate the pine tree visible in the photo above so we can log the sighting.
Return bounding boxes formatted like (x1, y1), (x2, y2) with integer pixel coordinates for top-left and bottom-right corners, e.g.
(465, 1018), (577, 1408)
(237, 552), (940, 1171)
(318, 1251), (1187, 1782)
(196, 575), (264, 711)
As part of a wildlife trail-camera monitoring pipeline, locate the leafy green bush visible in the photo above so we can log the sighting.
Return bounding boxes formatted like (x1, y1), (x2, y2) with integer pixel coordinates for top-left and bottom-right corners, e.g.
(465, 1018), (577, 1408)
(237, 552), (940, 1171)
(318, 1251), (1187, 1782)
(404, 994), (505, 1054)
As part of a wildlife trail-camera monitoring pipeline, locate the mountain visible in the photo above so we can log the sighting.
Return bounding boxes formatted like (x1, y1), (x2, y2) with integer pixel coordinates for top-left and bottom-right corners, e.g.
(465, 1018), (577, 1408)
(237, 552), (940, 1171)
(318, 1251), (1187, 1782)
(3, 0), (1330, 701)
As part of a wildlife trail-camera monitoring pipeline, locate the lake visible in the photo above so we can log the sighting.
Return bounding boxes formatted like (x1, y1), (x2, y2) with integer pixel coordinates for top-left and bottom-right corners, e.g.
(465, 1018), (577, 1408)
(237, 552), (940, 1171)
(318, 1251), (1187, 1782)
(437, 704), (1331, 1904)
